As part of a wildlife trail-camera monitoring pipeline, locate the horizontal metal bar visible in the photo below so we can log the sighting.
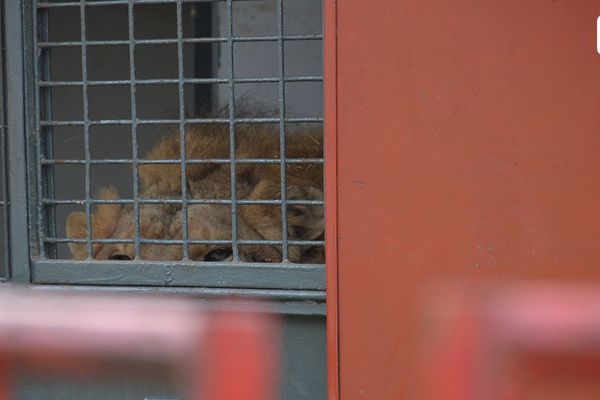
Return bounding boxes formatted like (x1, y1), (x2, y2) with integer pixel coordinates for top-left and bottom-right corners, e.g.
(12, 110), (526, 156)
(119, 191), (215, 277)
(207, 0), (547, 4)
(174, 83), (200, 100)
(41, 158), (324, 165)
(42, 198), (325, 206)
(233, 34), (322, 42)
(40, 117), (323, 126)
(45, 238), (228, 245)
(39, 76), (323, 87)
(37, 0), (276, 8)
(20, 284), (326, 315)
(32, 259), (326, 290)
(38, 35), (322, 48)
(235, 76), (323, 83)
(44, 237), (325, 246)
(25, 283), (326, 302)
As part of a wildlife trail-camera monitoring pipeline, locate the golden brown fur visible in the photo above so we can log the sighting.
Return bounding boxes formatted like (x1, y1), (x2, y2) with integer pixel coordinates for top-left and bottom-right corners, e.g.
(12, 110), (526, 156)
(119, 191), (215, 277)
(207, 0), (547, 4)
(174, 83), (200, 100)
(66, 123), (324, 263)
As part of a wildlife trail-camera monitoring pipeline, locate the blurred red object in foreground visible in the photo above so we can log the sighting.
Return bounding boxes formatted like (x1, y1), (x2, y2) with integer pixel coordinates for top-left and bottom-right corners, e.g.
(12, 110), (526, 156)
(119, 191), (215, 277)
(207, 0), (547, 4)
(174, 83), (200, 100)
(0, 287), (279, 400)
(417, 282), (600, 400)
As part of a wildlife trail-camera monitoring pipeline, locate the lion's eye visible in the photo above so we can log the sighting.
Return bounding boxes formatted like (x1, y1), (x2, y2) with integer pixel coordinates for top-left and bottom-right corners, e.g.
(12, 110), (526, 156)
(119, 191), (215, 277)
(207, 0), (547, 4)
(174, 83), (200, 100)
(203, 248), (232, 262)
(109, 254), (132, 261)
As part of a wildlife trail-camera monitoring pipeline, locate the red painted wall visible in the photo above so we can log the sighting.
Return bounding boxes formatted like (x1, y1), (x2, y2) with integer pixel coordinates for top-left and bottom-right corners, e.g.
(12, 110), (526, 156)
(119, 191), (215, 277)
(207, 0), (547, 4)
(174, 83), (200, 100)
(327, 1), (600, 398)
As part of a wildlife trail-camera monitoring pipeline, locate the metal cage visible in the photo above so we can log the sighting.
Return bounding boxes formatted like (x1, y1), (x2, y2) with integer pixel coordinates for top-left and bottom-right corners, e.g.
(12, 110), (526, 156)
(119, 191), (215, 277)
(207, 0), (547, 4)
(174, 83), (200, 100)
(2, 0), (325, 295)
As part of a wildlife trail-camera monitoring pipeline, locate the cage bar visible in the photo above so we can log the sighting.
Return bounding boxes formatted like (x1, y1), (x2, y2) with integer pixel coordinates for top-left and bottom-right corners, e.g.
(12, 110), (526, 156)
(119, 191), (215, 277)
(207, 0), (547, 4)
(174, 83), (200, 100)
(40, 158), (325, 165)
(79, 1), (94, 258)
(39, 117), (323, 126)
(37, 35), (323, 48)
(42, 199), (324, 206)
(39, 76), (323, 87)
(44, 237), (324, 246)
(33, 1), (46, 258)
(277, 0), (288, 261)
(128, 0), (142, 259)
(226, 0), (239, 261)
(0, 0), (9, 275)
(176, 0), (189, 260)
(35, 3), (58, 258)
(38, 0), (280, 7)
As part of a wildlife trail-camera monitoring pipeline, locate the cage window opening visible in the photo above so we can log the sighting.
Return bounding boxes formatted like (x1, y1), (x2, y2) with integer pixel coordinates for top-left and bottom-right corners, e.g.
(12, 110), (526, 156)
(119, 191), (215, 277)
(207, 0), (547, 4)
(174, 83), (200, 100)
(33, 0), (324, 265)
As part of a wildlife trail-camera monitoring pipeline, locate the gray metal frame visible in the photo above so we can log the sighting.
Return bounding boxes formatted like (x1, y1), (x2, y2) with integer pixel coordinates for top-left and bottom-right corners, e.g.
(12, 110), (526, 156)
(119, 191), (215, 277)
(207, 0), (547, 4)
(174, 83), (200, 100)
(3, 0), (326, 295)
(0, 1), (9, 277)
(6, 0), (33, 283)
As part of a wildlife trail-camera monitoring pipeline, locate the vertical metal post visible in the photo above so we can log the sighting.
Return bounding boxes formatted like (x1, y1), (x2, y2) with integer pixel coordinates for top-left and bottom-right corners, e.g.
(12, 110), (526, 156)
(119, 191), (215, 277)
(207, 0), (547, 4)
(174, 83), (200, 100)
(5, 0), (31, 282)
(79, 0), (93, 258)
(33, 2), (46, 259)
(0, 1), (10, 272)
(40, 4), (56, 258)
(33, 0), (56, 258)
(128, 0), (141, 259)
(276, 0), (289, 262)
(226, 0), (239, 261)
(177, 0), (189, 260)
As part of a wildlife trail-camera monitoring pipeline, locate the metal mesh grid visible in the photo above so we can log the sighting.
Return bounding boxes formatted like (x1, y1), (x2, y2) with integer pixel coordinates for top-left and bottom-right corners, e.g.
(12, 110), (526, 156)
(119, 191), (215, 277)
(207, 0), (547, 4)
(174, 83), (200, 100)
(0, 1), (9, 278)
(34, 0), (324, 266)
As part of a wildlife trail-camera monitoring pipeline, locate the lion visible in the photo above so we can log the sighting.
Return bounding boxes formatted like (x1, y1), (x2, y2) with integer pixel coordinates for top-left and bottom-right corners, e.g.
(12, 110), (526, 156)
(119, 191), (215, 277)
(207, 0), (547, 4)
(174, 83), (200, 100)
(66, 123), (324, 263)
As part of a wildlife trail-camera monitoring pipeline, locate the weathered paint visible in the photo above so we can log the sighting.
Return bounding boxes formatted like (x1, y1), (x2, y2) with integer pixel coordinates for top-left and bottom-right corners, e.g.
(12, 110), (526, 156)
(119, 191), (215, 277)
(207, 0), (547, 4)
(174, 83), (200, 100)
(331, 0), (600, 398)
(32, 259), (325, 290)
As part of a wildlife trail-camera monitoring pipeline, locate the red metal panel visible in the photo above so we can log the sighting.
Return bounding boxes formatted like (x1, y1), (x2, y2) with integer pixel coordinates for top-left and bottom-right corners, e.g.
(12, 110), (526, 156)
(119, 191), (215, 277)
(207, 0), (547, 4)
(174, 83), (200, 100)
(332, 1), (600, 398)
(324, 0), (339, 399)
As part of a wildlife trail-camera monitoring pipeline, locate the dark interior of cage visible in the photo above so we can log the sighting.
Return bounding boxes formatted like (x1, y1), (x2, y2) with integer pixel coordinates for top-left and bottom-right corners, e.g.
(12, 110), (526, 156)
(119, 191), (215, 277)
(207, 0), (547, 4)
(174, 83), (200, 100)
(39, 1), (323, 262)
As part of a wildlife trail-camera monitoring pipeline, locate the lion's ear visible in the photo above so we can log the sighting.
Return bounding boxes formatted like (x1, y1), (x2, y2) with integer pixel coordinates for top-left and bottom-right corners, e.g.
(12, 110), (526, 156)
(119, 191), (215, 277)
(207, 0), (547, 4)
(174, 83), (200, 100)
(66, 186), (122, 259)
(287, 185), (324, 240)
(66, 212), (88, 259)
